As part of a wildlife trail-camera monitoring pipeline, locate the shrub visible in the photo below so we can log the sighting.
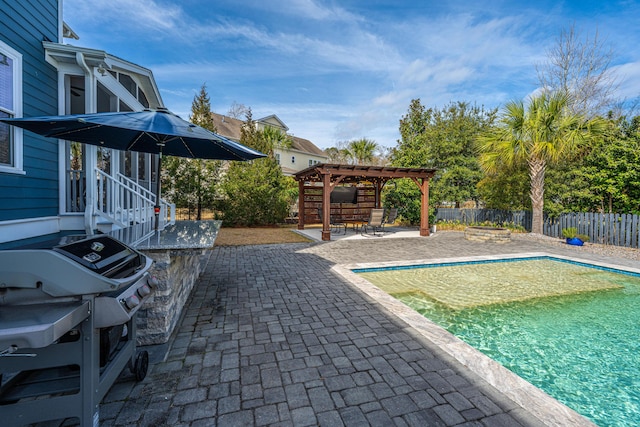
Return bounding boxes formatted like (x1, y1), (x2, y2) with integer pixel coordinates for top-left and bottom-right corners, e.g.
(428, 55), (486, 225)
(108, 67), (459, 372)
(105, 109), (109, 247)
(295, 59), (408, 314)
(562, 227), (589, 242)
(219, 157), (290, 226)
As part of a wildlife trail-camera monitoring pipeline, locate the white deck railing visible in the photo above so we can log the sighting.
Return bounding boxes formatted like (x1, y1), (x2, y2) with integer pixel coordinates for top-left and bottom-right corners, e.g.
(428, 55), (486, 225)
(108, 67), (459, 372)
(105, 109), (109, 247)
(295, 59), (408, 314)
(85, 169), (175, 231)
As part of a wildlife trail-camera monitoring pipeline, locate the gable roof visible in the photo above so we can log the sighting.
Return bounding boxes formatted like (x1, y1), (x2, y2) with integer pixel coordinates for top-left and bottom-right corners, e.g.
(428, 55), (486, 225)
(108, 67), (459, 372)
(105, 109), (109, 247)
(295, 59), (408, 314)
(256, 114), (288, 132)
(210, 112), (326, 157)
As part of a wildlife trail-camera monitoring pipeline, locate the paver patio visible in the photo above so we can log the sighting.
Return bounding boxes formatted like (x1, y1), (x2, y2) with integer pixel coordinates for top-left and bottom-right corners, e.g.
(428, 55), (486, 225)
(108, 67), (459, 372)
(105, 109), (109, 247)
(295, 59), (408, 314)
(100, 231), (635, 426)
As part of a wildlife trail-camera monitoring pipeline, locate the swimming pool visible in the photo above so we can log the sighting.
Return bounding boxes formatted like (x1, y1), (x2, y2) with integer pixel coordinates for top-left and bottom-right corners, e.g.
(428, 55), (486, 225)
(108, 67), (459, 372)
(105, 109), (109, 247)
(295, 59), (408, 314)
(352, 255), (640, 427)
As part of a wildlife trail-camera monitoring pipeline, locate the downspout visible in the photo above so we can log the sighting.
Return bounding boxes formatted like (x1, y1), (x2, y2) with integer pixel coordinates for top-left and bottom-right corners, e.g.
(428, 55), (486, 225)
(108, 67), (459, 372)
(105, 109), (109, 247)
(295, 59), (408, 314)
(57, 0), (63, 43)
(75, 52), (95, 112)
(76, 52), (97, 234)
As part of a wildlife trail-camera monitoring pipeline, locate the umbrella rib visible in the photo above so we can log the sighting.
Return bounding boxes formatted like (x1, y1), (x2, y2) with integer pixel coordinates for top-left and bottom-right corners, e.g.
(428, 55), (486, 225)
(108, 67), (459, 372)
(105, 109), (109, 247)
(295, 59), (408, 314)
(126, 132), (148, 151)
(208, 138), (246, 159)
(178, 137), (196, 157)
(52, 123), (103, 138)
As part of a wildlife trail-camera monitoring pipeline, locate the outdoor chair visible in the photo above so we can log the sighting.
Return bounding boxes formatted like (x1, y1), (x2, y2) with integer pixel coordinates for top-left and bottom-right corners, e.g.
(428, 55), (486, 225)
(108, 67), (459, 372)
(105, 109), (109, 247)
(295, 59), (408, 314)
(382, 208), (398, 232)
(361, 208), (385, 236)
(317, 208), (347, 234)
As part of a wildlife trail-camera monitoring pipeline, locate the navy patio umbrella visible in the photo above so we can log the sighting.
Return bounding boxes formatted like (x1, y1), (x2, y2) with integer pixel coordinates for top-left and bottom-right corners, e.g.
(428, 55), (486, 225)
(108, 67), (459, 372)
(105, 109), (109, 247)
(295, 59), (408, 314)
(1, 108), (266, 228)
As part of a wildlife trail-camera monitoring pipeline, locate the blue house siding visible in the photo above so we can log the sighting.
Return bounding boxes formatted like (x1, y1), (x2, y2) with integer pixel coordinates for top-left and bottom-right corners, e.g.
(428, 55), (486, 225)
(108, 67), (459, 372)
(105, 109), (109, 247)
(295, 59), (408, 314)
(0, 0), (60, 221)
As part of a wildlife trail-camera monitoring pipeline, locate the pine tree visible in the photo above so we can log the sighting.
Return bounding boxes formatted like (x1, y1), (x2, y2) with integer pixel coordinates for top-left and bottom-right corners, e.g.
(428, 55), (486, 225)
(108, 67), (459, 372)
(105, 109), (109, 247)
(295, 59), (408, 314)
(189, 84), (217, 132)
(162, 83), (222, 220)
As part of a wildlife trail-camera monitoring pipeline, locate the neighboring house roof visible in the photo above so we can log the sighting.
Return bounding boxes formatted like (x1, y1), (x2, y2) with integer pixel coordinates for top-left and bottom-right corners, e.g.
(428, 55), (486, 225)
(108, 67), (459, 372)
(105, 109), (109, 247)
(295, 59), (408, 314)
(211, 113), (244, 141)
(210, 112), (327, 158)
(290, 135), (326, 157)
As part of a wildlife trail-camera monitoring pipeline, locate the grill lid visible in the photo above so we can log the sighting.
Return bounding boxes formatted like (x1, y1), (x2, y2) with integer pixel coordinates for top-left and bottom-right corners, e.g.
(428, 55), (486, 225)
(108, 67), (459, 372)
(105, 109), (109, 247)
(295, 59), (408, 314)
(0, 234), (152, 297)
(52, 235), (144, 278)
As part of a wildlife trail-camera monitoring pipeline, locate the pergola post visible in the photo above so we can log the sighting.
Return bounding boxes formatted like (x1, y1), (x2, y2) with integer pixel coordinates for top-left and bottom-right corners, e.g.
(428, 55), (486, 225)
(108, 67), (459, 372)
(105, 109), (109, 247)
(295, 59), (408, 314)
(297, 179), (305, 230)
(419, 178), (430, 236)
(322, 172), (331, 241)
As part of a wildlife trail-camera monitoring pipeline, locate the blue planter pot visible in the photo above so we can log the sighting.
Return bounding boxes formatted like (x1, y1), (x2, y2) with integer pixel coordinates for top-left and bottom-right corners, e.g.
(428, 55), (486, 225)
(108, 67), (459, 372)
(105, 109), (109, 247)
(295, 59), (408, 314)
(566, 237), (584, 246)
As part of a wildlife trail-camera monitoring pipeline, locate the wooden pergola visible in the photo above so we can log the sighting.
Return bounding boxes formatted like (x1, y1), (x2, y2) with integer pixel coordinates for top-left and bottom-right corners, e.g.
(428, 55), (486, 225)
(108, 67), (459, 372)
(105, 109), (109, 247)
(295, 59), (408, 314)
(293, 164), (437, 241)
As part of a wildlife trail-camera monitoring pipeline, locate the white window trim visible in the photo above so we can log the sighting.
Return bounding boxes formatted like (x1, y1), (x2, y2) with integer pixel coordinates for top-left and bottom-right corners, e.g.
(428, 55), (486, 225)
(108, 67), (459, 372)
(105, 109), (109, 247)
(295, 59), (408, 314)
(0, 40), (23, 174)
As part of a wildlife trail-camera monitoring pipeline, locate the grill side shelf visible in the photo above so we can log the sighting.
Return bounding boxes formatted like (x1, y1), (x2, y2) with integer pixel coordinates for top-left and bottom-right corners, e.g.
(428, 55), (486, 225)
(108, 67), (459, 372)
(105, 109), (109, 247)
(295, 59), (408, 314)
(0, 301), (90, 351)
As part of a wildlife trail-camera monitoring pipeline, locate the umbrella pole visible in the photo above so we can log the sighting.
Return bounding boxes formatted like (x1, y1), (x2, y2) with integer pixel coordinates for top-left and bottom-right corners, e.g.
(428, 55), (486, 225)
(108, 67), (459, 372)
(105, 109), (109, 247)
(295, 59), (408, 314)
(155, 149), (162, 230)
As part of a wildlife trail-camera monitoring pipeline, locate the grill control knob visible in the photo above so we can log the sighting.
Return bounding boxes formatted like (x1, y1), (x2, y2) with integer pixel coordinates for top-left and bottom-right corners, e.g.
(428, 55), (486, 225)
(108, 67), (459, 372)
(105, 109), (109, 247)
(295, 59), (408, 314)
(137, 284), (151, 298)
(124, 294), (140, 310)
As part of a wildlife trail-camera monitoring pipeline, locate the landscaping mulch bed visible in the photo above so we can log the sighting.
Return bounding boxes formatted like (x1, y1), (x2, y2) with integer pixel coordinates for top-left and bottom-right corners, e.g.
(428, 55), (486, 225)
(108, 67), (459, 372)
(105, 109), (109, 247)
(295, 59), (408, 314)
(215, 225), (313, 246)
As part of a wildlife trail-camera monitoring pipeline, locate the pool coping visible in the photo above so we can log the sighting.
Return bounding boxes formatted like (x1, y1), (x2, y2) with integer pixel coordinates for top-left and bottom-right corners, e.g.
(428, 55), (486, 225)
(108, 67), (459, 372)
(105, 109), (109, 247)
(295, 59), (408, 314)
(331, 251), (637, 427)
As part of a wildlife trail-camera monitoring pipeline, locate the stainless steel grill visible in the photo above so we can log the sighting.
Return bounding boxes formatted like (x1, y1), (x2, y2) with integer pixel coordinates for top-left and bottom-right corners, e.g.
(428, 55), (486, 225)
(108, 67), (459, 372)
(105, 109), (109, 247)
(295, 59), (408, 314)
(0, 234), (155, 426)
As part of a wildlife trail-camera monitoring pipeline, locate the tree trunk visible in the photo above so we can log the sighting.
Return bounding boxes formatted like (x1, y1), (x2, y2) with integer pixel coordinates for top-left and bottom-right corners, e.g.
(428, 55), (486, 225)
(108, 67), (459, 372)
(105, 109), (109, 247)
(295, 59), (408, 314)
(528, 157), (546, 234)
(196, 160), (203, 220)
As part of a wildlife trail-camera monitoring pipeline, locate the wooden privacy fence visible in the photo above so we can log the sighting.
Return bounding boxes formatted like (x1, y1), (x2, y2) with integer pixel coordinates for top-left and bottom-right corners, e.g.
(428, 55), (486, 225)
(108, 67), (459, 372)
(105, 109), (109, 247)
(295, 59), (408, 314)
(435, 208), (640, 249)
(544, 212), (640, 248)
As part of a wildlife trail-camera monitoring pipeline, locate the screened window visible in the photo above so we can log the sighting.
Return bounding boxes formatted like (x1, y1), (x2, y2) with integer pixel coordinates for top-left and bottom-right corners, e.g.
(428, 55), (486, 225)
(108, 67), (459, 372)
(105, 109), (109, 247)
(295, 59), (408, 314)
(138, 152), (146, 180)
(0, 41), (23, 173)
(118, 74), (137, 98)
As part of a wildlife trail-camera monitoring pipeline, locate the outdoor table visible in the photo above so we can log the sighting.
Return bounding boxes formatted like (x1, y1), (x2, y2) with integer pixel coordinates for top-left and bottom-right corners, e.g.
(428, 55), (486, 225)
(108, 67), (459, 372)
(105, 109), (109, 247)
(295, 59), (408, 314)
(343, 219), (367, 233)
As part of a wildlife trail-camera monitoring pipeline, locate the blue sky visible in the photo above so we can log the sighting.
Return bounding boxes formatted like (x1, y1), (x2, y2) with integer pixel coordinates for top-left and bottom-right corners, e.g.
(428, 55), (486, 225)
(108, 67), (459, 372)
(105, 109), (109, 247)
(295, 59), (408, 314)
(63, 0), (640, 149)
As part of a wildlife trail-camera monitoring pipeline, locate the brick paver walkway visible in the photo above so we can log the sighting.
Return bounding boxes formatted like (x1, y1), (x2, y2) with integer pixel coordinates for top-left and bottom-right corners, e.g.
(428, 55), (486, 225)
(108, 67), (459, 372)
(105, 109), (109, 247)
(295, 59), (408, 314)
(100, 232), (629, 426)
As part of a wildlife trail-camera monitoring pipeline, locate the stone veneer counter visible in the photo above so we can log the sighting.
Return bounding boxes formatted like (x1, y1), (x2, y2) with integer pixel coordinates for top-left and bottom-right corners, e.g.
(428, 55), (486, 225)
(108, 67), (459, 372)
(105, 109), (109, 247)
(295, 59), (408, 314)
(108, 220), (221, 250)
(108, 220), (221, 345)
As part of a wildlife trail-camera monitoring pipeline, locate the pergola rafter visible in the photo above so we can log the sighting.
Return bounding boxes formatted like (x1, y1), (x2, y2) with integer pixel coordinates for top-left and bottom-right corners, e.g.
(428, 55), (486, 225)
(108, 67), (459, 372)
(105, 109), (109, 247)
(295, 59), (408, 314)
(294, 164), (437, 241)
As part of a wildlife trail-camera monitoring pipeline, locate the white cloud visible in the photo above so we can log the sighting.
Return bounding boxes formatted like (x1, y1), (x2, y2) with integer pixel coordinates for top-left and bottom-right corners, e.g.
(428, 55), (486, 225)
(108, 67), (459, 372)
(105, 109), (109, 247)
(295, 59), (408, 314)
(63, 0), (640, 152)
(281, 0), (363, 22)
(65, 0), (183, 34)
(613, 61), (640, 99)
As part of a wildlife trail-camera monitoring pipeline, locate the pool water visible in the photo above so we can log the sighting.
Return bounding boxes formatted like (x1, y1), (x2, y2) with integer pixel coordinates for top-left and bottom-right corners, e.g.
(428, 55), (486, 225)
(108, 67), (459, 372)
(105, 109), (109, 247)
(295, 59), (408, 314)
(356, 258), (640, 427)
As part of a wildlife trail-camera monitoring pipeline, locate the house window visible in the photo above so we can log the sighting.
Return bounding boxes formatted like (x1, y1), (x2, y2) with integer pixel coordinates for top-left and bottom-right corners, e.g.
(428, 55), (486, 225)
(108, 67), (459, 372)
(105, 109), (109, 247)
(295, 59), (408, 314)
(291, 156), (295, 164)
(118, 73), (137, 98)
(275, 153), (280, 164)
(0, 41), (23, 173)
(309, 159), (320, 167)
(116, 72), (149, 108)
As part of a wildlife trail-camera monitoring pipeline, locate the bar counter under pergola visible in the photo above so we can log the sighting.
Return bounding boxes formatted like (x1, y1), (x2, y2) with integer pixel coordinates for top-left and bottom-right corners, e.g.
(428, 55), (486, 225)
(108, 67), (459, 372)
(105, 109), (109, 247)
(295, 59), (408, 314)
(293, 164), (437, 241)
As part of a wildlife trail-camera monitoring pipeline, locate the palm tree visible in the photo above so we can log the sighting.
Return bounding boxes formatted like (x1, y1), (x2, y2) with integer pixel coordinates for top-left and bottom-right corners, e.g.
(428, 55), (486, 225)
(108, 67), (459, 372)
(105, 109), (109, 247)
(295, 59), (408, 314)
(477, 92), (606, 234)
(262, 126), (292, 152)
(347, 138), (378, 165)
